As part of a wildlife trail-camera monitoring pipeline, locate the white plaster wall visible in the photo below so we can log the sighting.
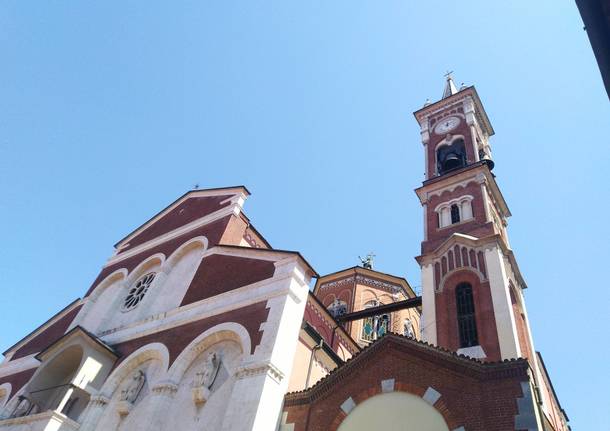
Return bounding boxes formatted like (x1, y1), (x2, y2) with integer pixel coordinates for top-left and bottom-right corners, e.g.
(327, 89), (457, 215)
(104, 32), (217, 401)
(286, 339), (328, 392)
(337, 392), (449, 431)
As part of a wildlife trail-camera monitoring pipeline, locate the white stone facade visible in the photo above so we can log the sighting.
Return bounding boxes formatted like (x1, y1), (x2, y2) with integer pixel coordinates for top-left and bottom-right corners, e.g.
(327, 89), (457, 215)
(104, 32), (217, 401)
(0, 188), (315, 431)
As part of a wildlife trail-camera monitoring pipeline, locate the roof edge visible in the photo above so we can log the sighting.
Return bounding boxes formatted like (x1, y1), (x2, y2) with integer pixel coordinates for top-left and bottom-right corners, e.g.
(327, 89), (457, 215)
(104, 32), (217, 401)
(114, 185), (251, 248)
(3, 299), (82, 356)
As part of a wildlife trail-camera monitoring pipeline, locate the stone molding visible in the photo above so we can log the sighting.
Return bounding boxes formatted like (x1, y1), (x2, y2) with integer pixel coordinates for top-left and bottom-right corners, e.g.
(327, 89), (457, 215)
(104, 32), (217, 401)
(151, 382), (179, 396)
(89, 394), (110, 407)
(234, 361), (284, 383)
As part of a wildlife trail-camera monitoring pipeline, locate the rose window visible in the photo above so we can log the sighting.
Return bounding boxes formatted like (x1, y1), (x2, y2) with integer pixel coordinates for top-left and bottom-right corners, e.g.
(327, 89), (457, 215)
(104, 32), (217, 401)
(122, 272), (156, 311)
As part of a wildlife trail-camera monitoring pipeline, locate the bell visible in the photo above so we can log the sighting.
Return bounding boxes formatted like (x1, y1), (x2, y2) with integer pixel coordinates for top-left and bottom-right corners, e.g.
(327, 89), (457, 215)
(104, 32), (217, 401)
(480, 152), (495, 170)
(442, 152), (462, 172)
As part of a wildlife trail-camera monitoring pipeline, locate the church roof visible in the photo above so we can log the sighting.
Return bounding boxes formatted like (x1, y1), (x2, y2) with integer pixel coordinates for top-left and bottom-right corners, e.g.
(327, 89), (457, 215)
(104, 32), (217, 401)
(285, 333), (529, 403)
(314, 266), (416, 298)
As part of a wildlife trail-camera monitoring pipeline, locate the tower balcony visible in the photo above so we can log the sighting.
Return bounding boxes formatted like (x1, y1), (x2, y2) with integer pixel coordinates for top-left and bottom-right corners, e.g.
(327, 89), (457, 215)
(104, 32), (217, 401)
(0, 383), (86, 430)
(0, 327), (117, 431)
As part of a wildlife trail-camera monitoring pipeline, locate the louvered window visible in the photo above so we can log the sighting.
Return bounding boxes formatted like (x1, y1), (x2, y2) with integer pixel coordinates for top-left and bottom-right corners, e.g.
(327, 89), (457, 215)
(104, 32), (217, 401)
(451, 204), (461, 224)
(456, 283), (478, 347)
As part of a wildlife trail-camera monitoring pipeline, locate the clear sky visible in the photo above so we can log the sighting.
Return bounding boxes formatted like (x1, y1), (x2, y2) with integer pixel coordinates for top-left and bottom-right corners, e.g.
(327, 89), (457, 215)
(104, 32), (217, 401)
(0, 1), (608, 428)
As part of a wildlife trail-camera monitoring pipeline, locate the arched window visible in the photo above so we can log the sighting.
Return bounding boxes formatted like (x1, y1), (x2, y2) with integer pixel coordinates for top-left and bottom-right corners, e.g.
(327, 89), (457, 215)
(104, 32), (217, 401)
(455, 283), (478, 347)
(436, 196), (473, 228)
(451, 204), (461, 224)
(361, 301), (390, 342)
(437, 139), (467, 175)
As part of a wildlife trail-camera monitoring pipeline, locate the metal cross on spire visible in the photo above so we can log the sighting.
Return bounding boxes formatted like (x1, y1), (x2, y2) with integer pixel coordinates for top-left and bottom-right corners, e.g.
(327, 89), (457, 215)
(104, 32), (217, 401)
(442, 71), (458, 99)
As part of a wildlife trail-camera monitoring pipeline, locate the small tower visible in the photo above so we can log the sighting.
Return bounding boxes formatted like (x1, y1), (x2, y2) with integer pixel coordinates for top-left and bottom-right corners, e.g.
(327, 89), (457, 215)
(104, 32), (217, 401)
(413, 76), (534, 362)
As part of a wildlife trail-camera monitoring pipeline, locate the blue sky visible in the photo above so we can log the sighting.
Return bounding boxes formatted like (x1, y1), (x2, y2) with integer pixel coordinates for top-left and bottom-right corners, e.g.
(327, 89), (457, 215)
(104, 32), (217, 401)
(0, 1), (608, 428)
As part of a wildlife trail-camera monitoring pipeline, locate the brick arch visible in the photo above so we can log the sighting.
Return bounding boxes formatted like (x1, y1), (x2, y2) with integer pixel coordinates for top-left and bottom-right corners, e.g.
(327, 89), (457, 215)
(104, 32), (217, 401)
(328, 383), (457, 431)
(337, 289), (352, 306)
(322, 293), (336, 307)
(436, 268), (501, 361)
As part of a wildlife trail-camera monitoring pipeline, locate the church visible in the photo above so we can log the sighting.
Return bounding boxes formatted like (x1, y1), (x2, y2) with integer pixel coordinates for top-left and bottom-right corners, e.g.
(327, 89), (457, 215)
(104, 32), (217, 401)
(0, 78), (569, 431)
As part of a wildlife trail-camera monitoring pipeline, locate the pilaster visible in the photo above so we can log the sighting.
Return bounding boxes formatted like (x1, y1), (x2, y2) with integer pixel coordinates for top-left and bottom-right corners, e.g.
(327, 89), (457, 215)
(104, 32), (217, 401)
(484, 246), (521, 359)
(220, 263), (310, 431)
(420, 264), (437, 345)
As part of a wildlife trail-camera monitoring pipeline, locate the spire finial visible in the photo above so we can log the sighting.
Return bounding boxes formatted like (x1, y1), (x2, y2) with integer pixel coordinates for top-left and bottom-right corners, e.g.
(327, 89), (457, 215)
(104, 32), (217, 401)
(442, 71), (458, 99)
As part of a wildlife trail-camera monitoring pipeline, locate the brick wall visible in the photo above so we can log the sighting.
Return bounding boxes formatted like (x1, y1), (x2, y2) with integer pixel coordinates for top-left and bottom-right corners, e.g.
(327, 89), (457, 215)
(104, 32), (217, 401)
(283, 335), (529, 431)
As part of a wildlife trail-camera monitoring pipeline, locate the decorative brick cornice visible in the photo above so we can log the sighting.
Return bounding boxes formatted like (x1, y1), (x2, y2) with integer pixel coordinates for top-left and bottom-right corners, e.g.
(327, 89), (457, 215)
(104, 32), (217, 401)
(319, 275), (403, 295)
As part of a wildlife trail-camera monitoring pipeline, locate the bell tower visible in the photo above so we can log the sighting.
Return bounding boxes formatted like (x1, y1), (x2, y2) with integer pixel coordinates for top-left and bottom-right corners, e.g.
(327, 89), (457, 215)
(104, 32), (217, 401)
(413, 75), (535, 362)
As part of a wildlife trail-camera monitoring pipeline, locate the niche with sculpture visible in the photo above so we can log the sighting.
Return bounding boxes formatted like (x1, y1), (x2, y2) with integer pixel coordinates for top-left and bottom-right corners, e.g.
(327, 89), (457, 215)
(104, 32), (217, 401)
(116, 370), (146, 416)
(191, 351), (221, 405)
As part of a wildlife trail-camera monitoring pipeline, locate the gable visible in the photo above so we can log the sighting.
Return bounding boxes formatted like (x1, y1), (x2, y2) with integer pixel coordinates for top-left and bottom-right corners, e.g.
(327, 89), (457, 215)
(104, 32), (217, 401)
(9, 303), (83, 360)
(118, 194), (233, 253)
(180, 253), (277, 306)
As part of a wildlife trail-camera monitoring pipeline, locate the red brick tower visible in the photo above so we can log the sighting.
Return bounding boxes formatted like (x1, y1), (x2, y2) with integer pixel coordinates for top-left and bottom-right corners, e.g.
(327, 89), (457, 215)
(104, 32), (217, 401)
(414, 75), (534, 362)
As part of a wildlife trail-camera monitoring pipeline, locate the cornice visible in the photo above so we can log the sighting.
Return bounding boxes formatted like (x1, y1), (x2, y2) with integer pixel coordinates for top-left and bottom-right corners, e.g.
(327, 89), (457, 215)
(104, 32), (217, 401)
(315, 267), (414, 297)
(413, 86), (494, 137)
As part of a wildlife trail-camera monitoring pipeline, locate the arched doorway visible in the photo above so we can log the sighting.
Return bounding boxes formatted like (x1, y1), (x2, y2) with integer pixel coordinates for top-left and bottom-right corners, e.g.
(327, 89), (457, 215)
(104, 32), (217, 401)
(26, 344), (87, 420)
(338, 391), (449, 431)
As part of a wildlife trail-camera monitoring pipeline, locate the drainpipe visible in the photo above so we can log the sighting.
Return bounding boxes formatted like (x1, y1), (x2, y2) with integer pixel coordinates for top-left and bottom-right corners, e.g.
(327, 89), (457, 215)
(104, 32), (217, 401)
(305, 339), (324, 389)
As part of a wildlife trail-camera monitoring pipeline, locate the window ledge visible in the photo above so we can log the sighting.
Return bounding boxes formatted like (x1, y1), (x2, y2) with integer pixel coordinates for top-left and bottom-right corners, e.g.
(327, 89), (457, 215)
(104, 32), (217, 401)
(437, 217), (474, 230)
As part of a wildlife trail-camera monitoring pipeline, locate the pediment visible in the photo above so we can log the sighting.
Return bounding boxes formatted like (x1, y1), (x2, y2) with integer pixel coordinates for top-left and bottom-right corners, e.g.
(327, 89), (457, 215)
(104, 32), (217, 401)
(115, 186), (250, 253)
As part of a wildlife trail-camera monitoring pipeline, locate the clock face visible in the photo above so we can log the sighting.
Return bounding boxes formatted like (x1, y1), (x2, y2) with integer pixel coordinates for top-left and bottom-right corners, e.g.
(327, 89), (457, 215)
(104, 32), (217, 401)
(435, 116), (460, 134)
